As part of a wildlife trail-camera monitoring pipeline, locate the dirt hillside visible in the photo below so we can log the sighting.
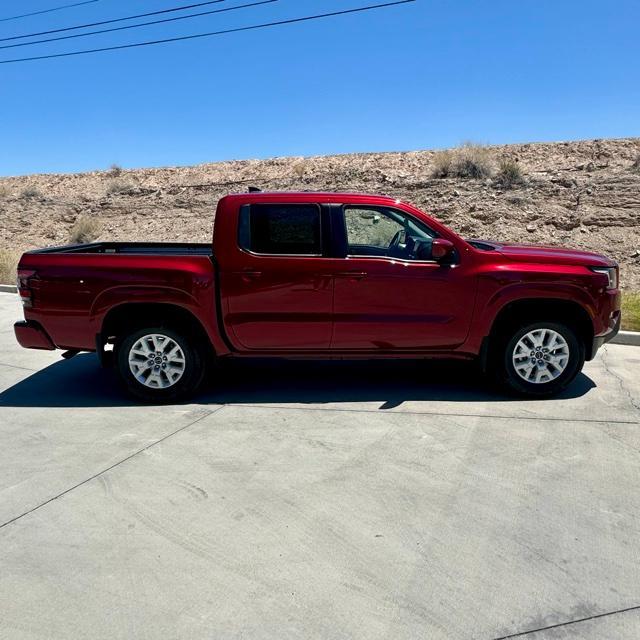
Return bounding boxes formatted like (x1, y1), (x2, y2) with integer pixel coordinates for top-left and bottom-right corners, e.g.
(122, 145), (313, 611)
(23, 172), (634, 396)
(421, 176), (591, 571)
(1, 137), (639, 289)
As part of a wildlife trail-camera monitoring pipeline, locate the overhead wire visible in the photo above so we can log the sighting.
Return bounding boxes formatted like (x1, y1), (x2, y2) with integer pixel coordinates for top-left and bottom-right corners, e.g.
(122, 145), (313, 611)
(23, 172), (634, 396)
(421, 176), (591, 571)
(0, 0), (231, 42)
(0, 0), (278, 51)
(0, 1), (100, 24)
(0, 0), (417, 65)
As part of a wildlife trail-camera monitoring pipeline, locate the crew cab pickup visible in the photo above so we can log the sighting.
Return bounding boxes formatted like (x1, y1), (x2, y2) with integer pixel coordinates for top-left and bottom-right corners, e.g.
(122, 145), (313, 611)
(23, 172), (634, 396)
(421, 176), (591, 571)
(14, 192), (621, 401)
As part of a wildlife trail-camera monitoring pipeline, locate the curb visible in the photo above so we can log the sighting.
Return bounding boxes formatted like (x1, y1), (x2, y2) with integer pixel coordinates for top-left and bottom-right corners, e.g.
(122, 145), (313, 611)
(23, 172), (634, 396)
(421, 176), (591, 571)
(611, 331), (640, 347)
(0, 284), (638, 346)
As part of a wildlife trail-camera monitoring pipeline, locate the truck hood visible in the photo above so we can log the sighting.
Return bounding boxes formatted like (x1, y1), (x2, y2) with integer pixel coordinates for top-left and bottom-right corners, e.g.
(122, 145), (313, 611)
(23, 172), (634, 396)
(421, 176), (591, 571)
(467, 239), (616, 267)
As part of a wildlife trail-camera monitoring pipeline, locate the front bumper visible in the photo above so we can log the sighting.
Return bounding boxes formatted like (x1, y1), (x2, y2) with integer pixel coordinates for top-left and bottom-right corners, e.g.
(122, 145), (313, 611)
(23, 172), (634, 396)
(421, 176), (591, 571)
(14, 320), (56, 350)
(590, 310), (621, 359)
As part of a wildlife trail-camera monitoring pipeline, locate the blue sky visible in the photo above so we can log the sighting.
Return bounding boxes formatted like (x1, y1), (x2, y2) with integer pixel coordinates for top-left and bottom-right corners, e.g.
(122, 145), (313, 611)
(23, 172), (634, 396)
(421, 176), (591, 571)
(0, 0), (638, 176)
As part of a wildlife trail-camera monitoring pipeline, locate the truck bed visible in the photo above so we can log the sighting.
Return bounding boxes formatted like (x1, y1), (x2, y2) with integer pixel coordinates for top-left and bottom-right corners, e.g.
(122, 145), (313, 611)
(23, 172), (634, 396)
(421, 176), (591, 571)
(18, 242), (217, 352)
(26, 242), (213, 256)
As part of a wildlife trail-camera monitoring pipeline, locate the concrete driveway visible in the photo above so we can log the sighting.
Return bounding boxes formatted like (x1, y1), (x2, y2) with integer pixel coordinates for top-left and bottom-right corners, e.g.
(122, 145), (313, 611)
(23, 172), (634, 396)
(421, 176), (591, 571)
(0, 291), (639, 640)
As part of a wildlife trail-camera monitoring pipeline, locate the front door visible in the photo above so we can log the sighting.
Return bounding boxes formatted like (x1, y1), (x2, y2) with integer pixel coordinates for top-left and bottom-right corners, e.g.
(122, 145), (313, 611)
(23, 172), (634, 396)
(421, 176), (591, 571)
(330, 205), (474, 350)
(221, 202), (335, 351)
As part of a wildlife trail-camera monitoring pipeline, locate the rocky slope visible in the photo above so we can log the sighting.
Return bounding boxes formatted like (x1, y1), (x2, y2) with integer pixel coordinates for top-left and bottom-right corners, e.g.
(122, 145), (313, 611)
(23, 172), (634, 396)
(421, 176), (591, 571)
(1, 137), (639, 289)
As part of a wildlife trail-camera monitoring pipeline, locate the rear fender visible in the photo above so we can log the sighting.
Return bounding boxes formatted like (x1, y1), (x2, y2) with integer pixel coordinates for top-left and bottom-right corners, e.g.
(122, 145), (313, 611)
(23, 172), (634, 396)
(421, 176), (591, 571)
(91, 286), (229, 356)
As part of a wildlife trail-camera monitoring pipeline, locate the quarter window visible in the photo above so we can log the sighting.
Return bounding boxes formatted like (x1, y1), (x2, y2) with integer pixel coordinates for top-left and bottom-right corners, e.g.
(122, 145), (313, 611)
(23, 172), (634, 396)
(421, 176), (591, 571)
(239, 204), (322, 255)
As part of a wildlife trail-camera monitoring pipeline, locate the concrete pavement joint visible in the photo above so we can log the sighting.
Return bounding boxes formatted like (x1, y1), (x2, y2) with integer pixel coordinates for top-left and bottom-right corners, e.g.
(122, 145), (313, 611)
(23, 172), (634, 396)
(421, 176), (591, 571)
(0, 405), (225, 531)
(0, 361), (39, 373)
(224, 402), (640, 425)
(601, 346), (640, 413)
(492, 604), (640, 639)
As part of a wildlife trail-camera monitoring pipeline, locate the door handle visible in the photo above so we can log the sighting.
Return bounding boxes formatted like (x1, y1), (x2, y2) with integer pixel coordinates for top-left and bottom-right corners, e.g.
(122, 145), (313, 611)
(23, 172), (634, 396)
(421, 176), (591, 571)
(334, 271), (367, 280)
(235, 270), (262, 281)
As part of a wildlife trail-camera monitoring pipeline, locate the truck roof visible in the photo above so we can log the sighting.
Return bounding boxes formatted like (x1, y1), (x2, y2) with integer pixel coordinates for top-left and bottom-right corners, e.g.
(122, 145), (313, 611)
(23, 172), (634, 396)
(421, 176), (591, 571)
(221, 192), (403, 206)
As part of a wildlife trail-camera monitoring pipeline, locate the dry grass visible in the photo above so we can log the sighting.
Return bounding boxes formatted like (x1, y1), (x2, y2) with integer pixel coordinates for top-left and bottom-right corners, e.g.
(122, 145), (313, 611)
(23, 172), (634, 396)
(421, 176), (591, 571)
(631, 154), (640, 174)
(431, 150), (455, 178)
(622, 293), (640, 331)
(106, 179), (133, 195)
(20, 186), (42, 200)
(432, 144), (494, 179)
(0, 249), (20, 285)
(69, 215), (101, 244)
(292, 161), (306, 178)
(495, 159), (525, 189)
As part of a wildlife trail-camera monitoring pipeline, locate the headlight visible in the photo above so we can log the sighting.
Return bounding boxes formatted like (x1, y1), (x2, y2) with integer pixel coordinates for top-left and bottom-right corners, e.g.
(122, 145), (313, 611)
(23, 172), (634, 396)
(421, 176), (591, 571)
(590, 267), (618, 290)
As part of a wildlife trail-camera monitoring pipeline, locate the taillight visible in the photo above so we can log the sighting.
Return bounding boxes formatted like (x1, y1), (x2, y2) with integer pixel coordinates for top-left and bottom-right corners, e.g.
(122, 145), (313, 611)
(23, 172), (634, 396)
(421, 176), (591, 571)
(17, 269), (37, 308)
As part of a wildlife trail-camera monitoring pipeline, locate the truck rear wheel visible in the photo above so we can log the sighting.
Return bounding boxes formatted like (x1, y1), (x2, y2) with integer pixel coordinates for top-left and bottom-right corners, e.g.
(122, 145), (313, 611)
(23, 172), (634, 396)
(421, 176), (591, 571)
(116, 326), (205, 403)
(496, 321), (585, 397)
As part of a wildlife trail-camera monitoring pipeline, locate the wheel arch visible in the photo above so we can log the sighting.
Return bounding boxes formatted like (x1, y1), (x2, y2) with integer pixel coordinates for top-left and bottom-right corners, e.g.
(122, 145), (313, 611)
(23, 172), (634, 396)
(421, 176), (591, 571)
(482, 298), (595, 369)
(99, 302), (215, 365)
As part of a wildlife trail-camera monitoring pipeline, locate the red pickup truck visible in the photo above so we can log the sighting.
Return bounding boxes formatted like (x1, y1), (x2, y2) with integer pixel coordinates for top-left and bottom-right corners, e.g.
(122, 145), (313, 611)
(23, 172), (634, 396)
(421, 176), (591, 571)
(14, 191), (621, 402)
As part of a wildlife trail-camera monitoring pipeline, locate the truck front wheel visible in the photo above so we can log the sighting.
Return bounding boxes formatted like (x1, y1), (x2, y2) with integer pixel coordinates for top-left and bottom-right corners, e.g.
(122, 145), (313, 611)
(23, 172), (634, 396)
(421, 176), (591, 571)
(497, 321), (585, 397)
(116, 326), (205, 403)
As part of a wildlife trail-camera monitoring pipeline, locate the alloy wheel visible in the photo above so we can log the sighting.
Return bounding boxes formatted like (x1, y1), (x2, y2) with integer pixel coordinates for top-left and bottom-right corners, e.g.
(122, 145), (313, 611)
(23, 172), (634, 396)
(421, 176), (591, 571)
(511, 328), (570, 384)
(128, 333), (186, 389)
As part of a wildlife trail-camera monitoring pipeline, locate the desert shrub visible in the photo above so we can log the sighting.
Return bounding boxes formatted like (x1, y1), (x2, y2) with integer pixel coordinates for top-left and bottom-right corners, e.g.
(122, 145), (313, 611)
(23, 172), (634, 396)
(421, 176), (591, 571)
(107, 163), (123, 177)
(292, 161), (306, 178)
(106, 179), (133, 195)
(432, 144), (493, 179)
(631, 154), (640, 173)
(454, 143), (494, 178)
(69, 215), (101, 244)
(20, 186), (42, 199)
(431, 150), (454, 178)
(0, 185), (10, 199)
(495, 159), (525, 189)
(0, 249), (20, 285)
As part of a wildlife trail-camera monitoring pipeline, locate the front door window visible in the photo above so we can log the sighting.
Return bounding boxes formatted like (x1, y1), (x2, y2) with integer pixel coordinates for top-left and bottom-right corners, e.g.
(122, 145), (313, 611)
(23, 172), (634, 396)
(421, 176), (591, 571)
(344, 206), (436, 261)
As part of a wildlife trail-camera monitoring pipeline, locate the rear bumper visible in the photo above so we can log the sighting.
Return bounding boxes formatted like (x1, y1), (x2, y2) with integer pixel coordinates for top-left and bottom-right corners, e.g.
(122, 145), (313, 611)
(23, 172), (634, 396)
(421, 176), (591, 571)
(14, 320), (56, 351)
(590, 310), (621, 359)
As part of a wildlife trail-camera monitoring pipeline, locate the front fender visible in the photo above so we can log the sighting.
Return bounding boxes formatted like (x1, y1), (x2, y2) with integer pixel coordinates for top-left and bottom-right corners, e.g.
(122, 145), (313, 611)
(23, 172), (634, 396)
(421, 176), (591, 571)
(464, 268), (599, 353)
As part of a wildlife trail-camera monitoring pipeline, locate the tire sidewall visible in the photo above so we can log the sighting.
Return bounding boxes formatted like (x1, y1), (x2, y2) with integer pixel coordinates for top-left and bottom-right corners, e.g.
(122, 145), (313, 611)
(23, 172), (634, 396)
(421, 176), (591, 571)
(116, 326), (204, 403)
(501, 321), (584, 397)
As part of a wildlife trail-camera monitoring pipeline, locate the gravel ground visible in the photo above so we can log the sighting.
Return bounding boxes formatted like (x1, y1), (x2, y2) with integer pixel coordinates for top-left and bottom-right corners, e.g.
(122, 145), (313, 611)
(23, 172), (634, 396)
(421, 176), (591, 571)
(1, 137), (639, 289)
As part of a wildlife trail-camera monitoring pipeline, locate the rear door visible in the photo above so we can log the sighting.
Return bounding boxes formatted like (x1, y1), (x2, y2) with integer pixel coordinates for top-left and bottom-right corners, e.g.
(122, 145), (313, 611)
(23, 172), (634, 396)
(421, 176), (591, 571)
(219, 202), (335, 351)
(330, 205), (474, 350)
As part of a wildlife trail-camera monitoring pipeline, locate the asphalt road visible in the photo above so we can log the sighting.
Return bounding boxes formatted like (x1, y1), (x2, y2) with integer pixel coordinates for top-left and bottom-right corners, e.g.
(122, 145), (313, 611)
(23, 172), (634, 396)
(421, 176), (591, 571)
(0, 292), (639, 640)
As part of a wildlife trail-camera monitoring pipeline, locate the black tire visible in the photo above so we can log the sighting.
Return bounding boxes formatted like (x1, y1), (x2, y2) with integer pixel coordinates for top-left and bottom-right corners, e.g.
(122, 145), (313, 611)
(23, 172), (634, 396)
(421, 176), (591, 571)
(494, 321), (585, 397)
(115, 326), (206, 403)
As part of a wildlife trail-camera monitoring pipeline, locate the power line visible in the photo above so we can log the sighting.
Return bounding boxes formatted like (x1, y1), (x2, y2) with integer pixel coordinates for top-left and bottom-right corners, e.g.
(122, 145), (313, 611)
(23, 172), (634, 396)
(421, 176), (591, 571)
(0, 0), (229, 43)
(0, 0), (416, 65)
(0, 1), (100, 24)
(0, 0), (278, 51)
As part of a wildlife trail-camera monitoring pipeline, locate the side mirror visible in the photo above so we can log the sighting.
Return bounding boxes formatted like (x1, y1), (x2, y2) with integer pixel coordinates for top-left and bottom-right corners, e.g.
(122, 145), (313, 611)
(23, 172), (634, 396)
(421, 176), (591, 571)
(431, 238), (455, 262)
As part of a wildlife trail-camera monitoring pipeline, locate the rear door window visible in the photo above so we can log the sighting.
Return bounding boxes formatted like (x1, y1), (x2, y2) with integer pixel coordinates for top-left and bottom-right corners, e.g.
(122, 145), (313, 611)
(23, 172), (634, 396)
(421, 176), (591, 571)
(239, 204), (322, 255)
